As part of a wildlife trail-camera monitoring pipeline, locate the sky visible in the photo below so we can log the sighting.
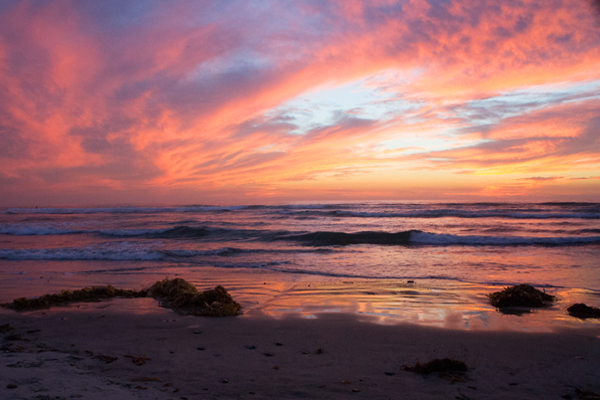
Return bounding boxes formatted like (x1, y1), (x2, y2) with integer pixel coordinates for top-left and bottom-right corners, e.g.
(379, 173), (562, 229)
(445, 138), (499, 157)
(0, 0), (599, 206)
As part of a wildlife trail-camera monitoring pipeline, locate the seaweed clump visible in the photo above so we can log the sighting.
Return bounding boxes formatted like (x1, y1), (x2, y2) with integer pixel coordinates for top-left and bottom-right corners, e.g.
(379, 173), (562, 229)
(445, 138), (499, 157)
(147, 278), (241, 317)
(574, 388), (600, 399)
(0, 278), (241, 317)
(404, 358), (468, 375)
(566, 303), (600, 319)
(1, 285), (147, 311)
(488, 284), (555, 309)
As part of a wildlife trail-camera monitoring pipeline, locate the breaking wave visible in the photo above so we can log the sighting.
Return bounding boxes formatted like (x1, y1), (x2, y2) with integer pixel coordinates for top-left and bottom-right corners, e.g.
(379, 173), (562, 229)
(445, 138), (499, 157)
(283, 230), (600, 246)
(0, 225), (83, 236)
(284, 230), (414, 246)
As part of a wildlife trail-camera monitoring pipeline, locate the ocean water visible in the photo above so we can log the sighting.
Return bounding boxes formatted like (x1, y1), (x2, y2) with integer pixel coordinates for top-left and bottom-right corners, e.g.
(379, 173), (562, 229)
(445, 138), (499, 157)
(1, 202), (599, 327)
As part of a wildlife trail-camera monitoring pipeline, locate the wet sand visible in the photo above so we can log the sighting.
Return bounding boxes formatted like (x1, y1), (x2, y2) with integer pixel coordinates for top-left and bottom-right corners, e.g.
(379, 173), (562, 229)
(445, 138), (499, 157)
(2, 298), (600, 400)
(4, 266), (600, 331)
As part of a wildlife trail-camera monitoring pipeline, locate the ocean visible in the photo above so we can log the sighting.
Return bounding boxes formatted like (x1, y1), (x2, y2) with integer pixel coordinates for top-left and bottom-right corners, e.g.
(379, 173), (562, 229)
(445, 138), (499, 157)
(1, 202), (599, 328)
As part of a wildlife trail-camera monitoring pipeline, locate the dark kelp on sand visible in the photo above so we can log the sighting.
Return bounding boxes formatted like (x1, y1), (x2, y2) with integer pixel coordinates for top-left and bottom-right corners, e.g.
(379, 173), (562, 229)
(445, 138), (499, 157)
(147, 277), (241, 317)
(0, 285), (146, 311)
(488, 284), (555, 309)
(0, 278), (241, 317)
(566, 303), (600, 319)
(403, 358), (468, 375)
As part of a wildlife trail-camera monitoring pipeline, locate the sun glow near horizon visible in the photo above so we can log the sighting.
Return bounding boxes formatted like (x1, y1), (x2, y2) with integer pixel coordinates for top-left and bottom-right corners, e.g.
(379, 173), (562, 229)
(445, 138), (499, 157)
(0, 0), (599, 206)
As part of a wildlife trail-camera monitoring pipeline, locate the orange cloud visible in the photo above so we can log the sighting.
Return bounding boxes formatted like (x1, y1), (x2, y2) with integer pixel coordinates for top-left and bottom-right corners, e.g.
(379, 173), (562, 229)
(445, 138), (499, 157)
(1, 0), (599, 205)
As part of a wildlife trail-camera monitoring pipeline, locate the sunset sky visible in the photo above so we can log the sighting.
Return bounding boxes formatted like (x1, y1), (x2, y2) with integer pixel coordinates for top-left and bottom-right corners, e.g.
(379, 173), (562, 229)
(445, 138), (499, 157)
(1, 0), (599, 206)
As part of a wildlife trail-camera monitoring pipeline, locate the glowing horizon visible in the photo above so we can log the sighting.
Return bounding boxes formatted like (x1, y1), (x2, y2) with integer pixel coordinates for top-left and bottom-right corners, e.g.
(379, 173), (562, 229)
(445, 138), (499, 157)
(1, 0), (599, 206)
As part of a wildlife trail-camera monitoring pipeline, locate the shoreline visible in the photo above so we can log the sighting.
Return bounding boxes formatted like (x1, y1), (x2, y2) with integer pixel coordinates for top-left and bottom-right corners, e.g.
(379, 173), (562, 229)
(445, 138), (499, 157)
(2, 303), (599, 399)
(2, 267), (600, 332)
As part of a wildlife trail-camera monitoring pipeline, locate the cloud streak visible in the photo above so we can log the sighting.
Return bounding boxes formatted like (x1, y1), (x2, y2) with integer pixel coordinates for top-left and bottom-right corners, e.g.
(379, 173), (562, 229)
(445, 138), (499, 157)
(0, 0), (599, 205)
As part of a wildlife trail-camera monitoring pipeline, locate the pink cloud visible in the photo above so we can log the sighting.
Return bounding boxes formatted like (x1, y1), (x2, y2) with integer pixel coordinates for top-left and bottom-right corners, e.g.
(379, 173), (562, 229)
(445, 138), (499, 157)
(0, 0), (599, 205)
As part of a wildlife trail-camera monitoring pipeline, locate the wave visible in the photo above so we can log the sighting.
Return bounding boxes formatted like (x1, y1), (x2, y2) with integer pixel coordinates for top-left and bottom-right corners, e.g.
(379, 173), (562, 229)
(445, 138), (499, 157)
(0, 246), (167, 261)
(3, 220), (600, 247)
(410, 232), (600, 246)
(142, 225), (212, 238)
(0, 223), (266, 239)
(3, 205), (251, 215)
(573, 228), (600, 234)
(0, 224), (191, 237)
(0, 244), (339, 262)
(284, 230), (414, 246)
(280, 230), (600, 247)
(102, 225), (260, 239)
(0, 225), (84, 236)
(4, 203), (599, 221)
(279, 209), (600, 220)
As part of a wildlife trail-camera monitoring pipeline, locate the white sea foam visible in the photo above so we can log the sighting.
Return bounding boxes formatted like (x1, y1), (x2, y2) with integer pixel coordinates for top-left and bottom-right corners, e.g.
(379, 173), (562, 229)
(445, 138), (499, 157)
(0, 224), (82, 235)
(410, 231), (600, 246)
(0, 243), (166, 261)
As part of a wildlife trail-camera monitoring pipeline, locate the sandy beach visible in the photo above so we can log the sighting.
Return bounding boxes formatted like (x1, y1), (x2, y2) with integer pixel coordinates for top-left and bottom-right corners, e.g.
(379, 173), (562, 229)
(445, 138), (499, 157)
(2, 296), (600, 400)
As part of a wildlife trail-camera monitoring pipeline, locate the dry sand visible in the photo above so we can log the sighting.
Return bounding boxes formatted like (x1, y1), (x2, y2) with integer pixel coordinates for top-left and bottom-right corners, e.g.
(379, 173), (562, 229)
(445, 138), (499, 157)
(2, 298), (600, 400)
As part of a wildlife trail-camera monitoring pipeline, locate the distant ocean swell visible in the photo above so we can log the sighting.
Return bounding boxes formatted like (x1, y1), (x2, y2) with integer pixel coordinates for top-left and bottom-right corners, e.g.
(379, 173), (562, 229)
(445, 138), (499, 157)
(277, 210), (600, 219)
(4, 204), (599, 219)
(2, 206), (252, 215)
